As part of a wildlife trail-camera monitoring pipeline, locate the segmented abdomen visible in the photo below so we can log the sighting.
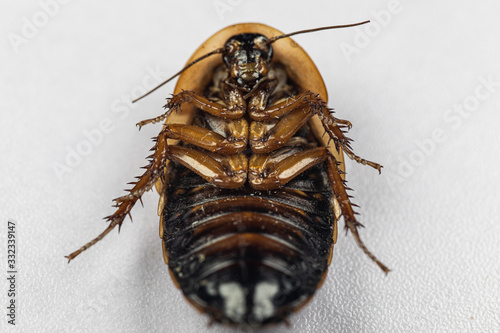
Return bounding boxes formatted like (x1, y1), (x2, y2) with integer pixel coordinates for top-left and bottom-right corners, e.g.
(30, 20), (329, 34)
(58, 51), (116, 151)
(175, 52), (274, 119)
(162, 163), (336, 326)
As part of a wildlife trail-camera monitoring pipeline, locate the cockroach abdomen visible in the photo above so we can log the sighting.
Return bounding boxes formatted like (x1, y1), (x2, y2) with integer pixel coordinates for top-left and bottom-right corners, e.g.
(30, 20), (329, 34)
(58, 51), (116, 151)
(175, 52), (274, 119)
(163, 165), (334, 326)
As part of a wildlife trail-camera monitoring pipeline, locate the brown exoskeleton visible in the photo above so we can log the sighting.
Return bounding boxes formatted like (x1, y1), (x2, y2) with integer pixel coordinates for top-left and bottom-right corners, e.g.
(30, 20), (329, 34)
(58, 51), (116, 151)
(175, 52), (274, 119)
(67, 21), (389, 327)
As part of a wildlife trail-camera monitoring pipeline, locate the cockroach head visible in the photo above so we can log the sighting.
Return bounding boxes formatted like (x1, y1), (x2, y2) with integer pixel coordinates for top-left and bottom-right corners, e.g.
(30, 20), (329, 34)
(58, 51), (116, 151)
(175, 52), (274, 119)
(222, 33), (273, 86)
(131, 21), (370, 103)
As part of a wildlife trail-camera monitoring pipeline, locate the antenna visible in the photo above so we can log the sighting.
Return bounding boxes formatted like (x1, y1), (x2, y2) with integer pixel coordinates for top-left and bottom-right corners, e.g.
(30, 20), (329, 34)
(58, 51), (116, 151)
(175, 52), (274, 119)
(131, 20), (370, 103)
(132, 47), (224, 103)
(268, 20), (370, 44)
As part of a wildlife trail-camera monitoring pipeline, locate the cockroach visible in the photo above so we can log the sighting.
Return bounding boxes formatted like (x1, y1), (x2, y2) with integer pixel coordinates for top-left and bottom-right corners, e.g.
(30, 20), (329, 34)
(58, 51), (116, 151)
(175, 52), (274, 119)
(66, 21), (390, 327)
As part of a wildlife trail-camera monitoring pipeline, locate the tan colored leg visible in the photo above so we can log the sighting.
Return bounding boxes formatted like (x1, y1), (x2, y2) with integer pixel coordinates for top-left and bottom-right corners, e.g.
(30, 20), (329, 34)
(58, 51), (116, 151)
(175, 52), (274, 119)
(65, 128), (170, 262)
(249, 147), (329, 190)
(326, 156), (390, 274)
(310, 94), (382, 173)
(248, 91), (313, 121)
(168, 146), (247, 189)
(250, 104), (313, 154)
(65, 131), (248, 262)
(163, 118), (248, 154)
(166, 90), (245, 119)
(136, 89), (247, 130)
(250, 91), (382, 172)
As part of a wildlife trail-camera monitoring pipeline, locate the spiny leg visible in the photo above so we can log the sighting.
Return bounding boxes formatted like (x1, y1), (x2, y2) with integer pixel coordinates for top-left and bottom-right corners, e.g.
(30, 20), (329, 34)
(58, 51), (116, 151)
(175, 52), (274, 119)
(66, 128), (250, 261)
(249, 147), (329, 190)
(136, 89), (247, 130)
(248, 90), (317, 121)
(326, 156), (390, 274)
(268, 91), (381, 172)
(65, 128), (170, 262)
(308, 94), (382, 173)
(248, 90), (351, 122)
(249, 90), (382, 172)
(165, 90), (245, 119)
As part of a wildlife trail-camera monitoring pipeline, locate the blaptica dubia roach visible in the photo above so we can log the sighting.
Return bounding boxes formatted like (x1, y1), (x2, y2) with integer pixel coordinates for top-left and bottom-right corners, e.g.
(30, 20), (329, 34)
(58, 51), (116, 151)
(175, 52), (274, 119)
(66, 21), (390, 327)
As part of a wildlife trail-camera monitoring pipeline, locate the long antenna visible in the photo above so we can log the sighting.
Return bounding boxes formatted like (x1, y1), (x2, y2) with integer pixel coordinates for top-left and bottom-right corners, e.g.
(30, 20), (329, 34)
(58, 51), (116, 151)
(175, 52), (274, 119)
(131, 20), (370, 103)
(132, 47), (224, 103)
(268, 20), (370, 44)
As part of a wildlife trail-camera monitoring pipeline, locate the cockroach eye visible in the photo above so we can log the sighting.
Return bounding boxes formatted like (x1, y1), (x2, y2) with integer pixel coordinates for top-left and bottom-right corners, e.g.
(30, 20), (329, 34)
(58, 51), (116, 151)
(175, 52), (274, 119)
(253, 35), (271, 56)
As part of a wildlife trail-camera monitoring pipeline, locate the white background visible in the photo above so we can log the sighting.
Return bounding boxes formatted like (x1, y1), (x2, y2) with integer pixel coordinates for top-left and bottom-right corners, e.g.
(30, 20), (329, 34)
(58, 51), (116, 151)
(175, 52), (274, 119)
(2, 1), (500, 332)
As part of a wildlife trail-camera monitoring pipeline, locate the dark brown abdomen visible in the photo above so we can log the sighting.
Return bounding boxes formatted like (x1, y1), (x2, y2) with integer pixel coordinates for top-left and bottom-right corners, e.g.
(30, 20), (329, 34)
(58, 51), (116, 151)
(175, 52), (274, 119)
(162, 164), (335, 326)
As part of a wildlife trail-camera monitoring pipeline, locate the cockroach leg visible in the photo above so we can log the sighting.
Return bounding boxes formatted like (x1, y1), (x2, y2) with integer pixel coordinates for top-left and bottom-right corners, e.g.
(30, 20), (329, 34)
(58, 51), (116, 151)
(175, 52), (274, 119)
(244, 78), (278, 104)
(249, 91), (381, 174)
(163, 118), (248, 154)
(248, 91), (313, 121)
(326, 156), (390, 274)
(65, 128), (170, 262)
(342, 149), (382, 173)
(136, 109), (172, 130)
(167, 145), (247, 189)
(250, 104), (312, 154)
(331, 116), (352, 130)
(249, 147), (329, 190)
(311, 95), (382, 173)
(66, 119), (249, 261)
(166, 90), (245, 119)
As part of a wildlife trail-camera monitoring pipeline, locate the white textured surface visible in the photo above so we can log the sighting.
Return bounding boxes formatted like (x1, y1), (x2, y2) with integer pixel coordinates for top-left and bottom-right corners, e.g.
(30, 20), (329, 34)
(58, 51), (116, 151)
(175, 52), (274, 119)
(2, 1), (500, 332)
